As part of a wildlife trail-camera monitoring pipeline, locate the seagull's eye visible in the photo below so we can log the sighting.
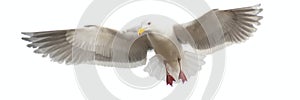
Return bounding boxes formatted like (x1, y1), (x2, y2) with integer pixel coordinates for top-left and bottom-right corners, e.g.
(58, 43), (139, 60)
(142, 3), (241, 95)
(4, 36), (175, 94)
(147, 22), (151, 25)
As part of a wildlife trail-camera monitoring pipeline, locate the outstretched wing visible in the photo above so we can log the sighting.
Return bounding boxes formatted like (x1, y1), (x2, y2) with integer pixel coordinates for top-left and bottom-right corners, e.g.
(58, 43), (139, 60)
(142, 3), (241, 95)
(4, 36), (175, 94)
(174, 4), (263, 53)
(22, 25), (152, 67)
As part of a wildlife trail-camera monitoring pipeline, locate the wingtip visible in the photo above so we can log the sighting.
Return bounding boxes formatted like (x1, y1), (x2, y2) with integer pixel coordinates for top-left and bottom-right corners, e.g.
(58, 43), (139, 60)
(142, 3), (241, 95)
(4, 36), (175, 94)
(258, 16), (264, 21)
(254, 4), (261, 8)
(26, 44), (37, 48)
(257, 3), (261, 7)
(21, 32), (27, 35)
(21, 32), (34, 36)
(250, 4), (262, 9)
(21, 37), (31, 42)
(259, 8), (263, 13)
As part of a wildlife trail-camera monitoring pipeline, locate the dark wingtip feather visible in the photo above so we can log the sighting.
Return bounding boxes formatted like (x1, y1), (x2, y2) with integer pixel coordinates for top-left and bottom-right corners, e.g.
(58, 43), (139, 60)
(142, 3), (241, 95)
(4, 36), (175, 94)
(21, 32), (34, 36)
(258, 8), (263, 14)
(34, 49), (43, 54)
(26, 44), (37, 48)
(42, 54), (48, 58)
(250, 4), (261, 8)
(256, 4), (261, 7)
(21, 37), (31, 42)
(258, 16), (264, 21)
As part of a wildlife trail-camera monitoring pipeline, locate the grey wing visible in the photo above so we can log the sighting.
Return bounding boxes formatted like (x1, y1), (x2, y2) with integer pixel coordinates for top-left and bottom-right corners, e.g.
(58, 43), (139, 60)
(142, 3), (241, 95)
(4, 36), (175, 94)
(21, 25), (152, 68)
(174, 4), (263, 53)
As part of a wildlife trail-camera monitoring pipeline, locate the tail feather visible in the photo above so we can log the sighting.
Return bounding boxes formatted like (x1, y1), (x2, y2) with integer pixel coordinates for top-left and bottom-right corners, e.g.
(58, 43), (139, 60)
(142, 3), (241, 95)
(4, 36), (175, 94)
(181, 51), (206, 78)
(144, 54), (166, 80)
(144, 52), (206, 81)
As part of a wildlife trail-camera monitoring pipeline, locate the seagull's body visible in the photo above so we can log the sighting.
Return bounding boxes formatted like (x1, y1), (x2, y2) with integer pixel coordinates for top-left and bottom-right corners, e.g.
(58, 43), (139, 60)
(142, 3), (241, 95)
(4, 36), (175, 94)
(22, 4), (263, 86)
(147, 32), (186, 85)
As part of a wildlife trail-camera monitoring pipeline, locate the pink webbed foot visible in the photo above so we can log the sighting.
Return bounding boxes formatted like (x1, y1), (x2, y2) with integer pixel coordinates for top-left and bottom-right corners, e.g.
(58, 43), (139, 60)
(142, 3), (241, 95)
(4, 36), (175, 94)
(179, 71), (187, 83)
(166, 74), (175, 86)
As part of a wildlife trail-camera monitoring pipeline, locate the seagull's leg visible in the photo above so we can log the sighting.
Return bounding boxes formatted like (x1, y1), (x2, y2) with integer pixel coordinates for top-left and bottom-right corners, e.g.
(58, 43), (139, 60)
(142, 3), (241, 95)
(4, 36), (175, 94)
(164, 61), (175, 86)
(178, 58), (187, 83)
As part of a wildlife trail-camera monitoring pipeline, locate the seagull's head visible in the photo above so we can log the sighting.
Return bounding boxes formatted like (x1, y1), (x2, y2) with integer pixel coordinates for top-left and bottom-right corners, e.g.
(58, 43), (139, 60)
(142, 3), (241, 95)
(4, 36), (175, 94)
(137, 21), (153, 36)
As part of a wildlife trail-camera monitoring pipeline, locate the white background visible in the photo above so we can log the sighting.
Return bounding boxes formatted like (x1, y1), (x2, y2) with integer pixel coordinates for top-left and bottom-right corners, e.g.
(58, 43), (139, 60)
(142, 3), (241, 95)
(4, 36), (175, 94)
(0, 0), (300, 100)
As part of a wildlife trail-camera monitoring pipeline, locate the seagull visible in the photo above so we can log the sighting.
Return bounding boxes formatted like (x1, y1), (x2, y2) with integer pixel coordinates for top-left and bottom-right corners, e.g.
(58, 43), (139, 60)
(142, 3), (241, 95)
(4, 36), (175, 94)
(21, 4), (263, 86)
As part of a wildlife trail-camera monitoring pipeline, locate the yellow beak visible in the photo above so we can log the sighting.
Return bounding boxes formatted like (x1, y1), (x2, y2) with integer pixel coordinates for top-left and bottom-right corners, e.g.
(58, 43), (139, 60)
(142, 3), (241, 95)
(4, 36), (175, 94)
(138, 28), (145, 36)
